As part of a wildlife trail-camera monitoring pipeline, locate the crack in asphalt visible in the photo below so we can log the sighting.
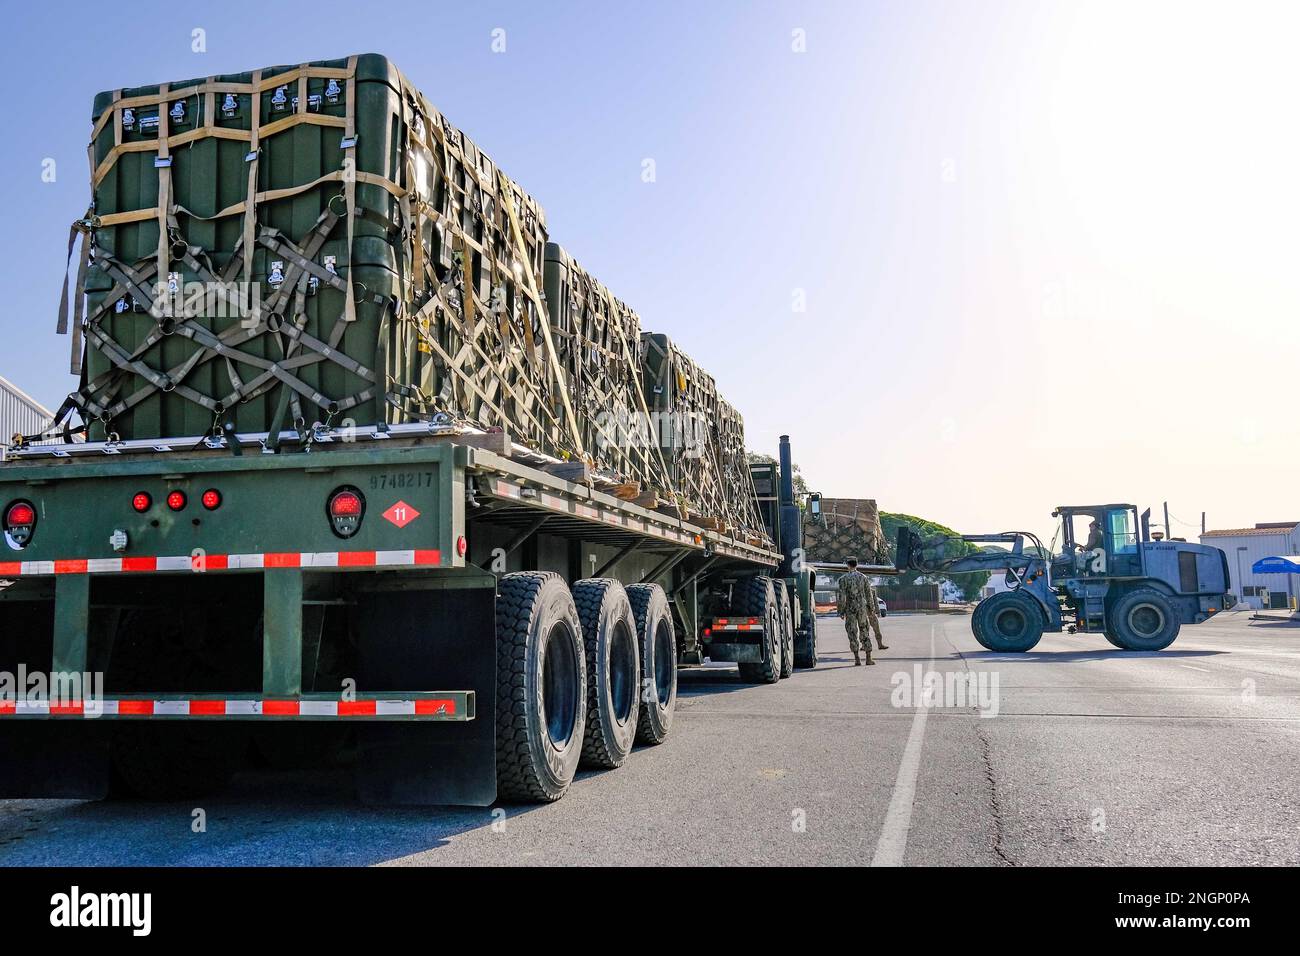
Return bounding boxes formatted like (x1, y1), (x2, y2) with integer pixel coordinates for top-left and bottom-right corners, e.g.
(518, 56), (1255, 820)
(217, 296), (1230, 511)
(940, 620), (1017, 866)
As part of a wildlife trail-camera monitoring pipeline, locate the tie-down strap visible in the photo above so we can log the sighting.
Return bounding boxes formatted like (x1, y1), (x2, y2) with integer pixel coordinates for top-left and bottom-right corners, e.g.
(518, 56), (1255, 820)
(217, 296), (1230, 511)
(44, 208), (385, 436)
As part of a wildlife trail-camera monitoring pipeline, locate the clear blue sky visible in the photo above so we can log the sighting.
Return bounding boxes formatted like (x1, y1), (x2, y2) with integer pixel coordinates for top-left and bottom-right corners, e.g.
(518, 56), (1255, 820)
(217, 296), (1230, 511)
(4, 0), (1297, 541)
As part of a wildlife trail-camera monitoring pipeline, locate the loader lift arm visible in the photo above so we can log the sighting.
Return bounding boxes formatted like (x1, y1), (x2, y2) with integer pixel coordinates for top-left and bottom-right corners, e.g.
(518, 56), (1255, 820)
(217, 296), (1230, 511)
(894, 527), (1048, 580)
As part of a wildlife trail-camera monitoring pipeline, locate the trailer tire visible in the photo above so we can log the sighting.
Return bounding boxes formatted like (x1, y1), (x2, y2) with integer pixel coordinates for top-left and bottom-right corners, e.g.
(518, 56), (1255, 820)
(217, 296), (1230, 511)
(573, 579), (641, 769)
(1109, 589), (1181, 651)
(736, 576), (781, 683)
(495, 572), (587, 802)
(774, 581), (794, 679)
(627, 583), (676, 745)
(970, 591), (1043, 652)
(794, 608), (819, 668)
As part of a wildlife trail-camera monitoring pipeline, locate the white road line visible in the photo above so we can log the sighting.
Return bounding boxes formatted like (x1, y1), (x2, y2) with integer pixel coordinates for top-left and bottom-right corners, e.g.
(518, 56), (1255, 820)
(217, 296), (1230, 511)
(1179, 664), (1211, 673)
(871, 624), (934, 867)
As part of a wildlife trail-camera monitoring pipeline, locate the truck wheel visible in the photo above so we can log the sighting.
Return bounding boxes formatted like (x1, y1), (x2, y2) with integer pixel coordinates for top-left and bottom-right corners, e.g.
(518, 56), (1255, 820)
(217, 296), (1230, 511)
(970, 591), (1043, 652)
(736, 576), (781, 684)
(627, 583), (676, 745)
(970, 604), (994, 649)
(1109, 589), (1181, 651)
(573, 579), (640, 769)
(794, 610), (819, 668)
(495, 572), (587, 802)
(1102, 630), (1125, 649)
(774, 581), (794, 679)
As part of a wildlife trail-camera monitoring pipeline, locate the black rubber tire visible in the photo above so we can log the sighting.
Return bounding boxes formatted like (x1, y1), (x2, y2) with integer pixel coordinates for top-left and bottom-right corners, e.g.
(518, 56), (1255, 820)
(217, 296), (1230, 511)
(735, 576), (781, 684)
(627, 583), (676, 745)
(1109, 589), (1181, 651)
(970, 591), (1044, 652)
(495, 572), (587, 802)
(573, 579), (640, 769)
(774, 580), (794, 679)
(1102, 630), (1125, 649)
(794, 607), (819, 668)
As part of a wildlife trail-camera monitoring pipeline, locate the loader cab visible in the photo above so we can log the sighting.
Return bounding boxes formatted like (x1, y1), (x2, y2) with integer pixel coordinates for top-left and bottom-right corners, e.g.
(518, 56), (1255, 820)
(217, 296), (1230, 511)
(1051, 504), (1143, 578)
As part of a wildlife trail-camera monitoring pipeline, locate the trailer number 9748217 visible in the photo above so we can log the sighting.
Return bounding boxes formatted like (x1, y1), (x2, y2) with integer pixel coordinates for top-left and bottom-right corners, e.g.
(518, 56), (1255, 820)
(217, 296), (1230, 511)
(369, 472), (435, 491)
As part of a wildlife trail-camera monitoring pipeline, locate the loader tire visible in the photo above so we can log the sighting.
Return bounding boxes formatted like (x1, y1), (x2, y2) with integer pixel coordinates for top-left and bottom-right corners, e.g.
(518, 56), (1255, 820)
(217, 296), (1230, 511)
(1109, 589), (1181, 651)
(735, 576), (781, 683)
(970, 607), (994, 650)
(970, 591), (1043, 652)
(573, 579), (640, 769)
(495, 572), (586, 802)
(627, 583), (677, 745)
(774, 580), (795, 679)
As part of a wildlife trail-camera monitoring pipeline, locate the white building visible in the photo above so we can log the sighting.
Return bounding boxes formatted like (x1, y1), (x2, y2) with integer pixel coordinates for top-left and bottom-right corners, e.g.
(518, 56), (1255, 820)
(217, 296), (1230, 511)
(1200, 523), (1300, 611)
(0, 375), (55, 461)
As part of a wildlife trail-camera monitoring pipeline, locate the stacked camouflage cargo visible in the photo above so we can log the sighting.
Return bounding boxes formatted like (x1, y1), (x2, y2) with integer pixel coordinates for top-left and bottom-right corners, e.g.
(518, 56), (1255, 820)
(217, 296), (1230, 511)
(803, 497), (890, 566)
(542, 244), (671, 492)
(640, 333), (765, 539)
(55, 55), (573, 459)
(48, 53), (767, 541)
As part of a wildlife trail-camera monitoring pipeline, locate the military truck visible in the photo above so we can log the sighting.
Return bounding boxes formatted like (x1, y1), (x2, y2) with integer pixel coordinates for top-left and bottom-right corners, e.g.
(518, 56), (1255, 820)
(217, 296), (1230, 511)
(0, 54), (819, 806)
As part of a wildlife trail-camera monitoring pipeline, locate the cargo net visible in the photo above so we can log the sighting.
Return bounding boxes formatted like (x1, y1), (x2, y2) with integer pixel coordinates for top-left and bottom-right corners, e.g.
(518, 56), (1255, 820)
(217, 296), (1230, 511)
(38, 56), (771, 546)
(803, 497), (891, 566)
(641, 334), (767, 541)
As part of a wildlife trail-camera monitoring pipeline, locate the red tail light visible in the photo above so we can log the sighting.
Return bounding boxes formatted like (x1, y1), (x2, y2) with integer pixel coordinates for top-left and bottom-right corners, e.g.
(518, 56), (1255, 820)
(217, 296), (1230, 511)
(3, 500), (36, 548)
(166, 491), (187, 512)
(328, 488), (364, 538)
(132, 492), (152, 513)
(330, 492), (362, 517)
(6, 503), (35, 527)
(201, 489), (222, 511)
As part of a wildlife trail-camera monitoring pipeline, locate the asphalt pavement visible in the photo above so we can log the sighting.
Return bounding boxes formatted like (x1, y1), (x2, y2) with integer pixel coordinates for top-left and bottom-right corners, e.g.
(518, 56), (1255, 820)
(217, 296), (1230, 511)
(2, 609), (1297, 866)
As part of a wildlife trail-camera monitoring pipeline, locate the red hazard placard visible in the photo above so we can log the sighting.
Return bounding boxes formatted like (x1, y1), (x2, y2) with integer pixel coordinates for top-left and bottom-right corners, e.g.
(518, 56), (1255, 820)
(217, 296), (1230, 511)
(382, 501), (420, 529)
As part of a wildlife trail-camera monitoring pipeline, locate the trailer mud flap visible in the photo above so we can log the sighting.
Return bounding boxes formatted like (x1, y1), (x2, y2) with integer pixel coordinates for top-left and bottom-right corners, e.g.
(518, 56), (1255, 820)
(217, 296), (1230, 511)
(354, 585), (496, 806)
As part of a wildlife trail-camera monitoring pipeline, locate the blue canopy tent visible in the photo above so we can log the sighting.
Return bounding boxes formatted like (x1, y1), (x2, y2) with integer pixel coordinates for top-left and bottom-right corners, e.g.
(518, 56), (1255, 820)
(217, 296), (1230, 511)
(1251, 557), (1300, 616)
(1252, 556), (1300, 574)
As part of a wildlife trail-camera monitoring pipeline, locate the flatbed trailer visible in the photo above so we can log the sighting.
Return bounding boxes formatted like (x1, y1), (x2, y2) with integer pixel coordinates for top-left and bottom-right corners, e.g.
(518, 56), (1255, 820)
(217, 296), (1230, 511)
(0, 422), (802, 805)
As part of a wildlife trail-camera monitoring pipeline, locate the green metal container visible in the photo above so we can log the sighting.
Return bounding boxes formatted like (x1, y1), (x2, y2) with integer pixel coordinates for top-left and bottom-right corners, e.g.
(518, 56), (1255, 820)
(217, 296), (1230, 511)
(80, 54), (551, 446)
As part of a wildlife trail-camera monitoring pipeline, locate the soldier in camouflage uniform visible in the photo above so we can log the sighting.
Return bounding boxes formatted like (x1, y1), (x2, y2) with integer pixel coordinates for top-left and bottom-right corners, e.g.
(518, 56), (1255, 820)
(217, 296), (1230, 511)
(837, 557), (887, 665)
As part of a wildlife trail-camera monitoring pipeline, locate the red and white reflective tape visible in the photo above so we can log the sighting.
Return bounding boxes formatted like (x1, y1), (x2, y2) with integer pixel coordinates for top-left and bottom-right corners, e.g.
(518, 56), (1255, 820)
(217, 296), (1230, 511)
(711, 617), (761, 632)
(0, 549), (442, 577)
(0, 696), (466, 719)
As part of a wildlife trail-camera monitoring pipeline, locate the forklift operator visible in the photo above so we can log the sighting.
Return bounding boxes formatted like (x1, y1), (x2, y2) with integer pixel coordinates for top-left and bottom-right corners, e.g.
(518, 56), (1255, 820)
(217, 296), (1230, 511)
(1074, 519), (1106, 574)
(1083, 520), (1105, 552)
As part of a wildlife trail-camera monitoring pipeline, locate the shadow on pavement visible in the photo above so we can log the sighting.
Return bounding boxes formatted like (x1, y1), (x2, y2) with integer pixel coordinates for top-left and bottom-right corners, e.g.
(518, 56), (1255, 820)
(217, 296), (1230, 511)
(0, 767), (545, 866)
(964, 648), (1227, 662)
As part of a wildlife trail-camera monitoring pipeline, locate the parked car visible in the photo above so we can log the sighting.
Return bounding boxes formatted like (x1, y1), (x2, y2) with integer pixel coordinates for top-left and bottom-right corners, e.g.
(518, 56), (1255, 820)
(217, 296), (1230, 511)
(877, 597), (888, 617)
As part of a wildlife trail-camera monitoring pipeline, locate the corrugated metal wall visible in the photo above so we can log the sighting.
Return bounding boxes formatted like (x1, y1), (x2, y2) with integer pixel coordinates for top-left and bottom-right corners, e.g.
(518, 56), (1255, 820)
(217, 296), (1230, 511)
(0, 375), (54, 461)
(1200, 530), (1299, 610)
